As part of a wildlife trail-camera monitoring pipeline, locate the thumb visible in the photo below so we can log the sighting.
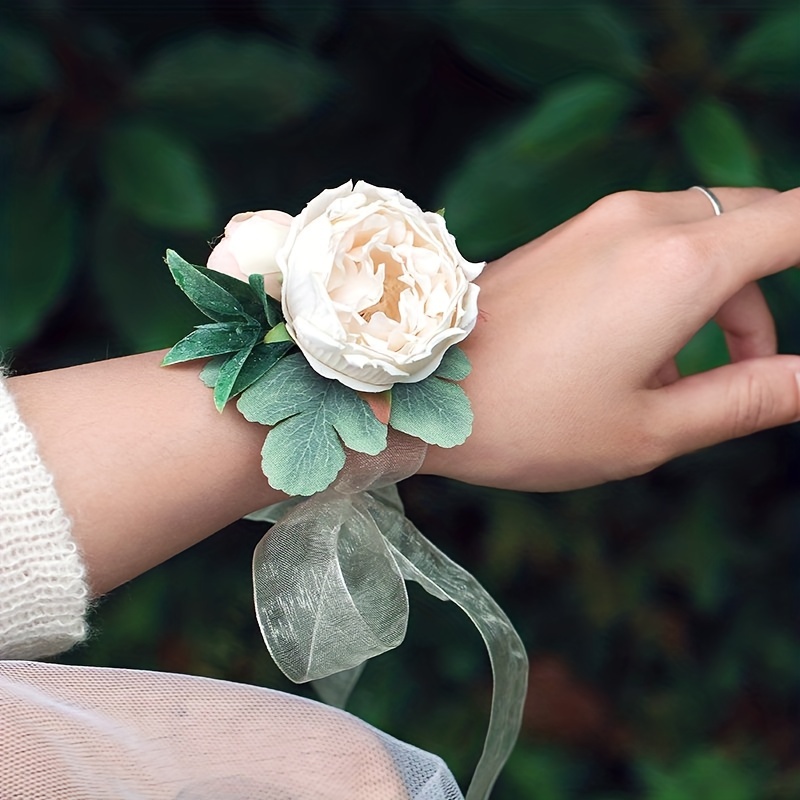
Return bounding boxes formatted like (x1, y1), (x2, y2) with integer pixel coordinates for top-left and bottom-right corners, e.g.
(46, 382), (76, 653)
(655, 355), (800, 458)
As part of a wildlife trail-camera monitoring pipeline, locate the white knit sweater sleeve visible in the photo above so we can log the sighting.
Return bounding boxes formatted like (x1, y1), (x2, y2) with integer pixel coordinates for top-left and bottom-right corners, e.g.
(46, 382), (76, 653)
(0, 375), (89, 659)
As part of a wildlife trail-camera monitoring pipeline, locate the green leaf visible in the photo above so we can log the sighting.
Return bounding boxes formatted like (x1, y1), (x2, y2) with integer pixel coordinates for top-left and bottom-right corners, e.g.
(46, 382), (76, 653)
(436, 75), (638, 260)
(162, 322), (260, 365)
(257, 0), (340, 47)
(264, 321), (293, 344)
(640, 750), (764, 800)
(676, 99), (762, 186)
(726, 6), (800, 94)
(389, 375), (473, 448)
(509, 75), (636, 162)
(259, 414), (346, 496)
(199, 356), (226, 388)
(0, 168), (76, 348)
(0, 25), (57, 102)
(92, 209), (205, 352)
(504, 744), (582, 800)
(230, 341), (294, 396)
(237, 353), (387, 495)
(135, 34), (336, 139)
(248, 273), (284, 327)
(434, 346), (471, 382)
(197, 265), (266, 322)
(266, 295), (283, 328)
(760, 127), (800, 191)
(166, 250), (255, 323)
(214, 345), (256, 411)
(676, 321), (729, 377)
(438, 131), (645, 260)
(101, 122), (214, 231)
(445, 2), (642, 88)
(176, 260), (267, 321)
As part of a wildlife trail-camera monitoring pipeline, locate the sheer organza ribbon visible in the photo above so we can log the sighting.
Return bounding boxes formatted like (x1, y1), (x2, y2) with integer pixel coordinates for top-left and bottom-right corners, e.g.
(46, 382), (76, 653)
(247, 432), (528, 800)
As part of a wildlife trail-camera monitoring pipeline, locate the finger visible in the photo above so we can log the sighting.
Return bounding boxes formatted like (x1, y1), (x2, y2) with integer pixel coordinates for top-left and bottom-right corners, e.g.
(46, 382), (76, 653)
(714, 281), (777, 362)
(692, 187), (800, 292)
(668, 186), (778, 223)
(581, 187), (778, 231)
(523, 187), (777, 255)
(652, 354), (800, 458)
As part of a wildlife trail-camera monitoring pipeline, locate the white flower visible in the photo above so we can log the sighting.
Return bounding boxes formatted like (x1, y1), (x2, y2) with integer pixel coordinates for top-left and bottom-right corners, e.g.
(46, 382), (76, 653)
(207, 209), (292, 300)
(277, 180), (484, 393)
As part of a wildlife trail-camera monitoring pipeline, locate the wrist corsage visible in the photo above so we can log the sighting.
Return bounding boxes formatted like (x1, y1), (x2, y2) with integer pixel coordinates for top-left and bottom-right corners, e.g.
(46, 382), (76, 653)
(164, 180), (528, 800)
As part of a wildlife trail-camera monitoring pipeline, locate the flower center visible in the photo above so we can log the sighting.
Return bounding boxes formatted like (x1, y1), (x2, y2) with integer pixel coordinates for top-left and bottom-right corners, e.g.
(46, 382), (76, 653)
(361, 252), (405, 322)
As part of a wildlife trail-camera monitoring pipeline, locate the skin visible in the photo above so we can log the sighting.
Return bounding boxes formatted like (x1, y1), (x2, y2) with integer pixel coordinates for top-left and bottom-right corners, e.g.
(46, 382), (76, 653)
(8, 186), (800, 595)
(422, 186), (800, 488)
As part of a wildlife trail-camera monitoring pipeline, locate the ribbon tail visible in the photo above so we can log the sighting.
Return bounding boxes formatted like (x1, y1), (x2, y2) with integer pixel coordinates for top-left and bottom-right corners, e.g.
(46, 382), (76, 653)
(311, 663), (366, 709)
(369, 487), (528, 800)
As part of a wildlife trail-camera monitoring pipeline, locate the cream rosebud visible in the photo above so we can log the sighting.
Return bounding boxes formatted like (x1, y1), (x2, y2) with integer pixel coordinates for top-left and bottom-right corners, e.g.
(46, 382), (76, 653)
(207, 209), (292, 300)
(277, 180), (483, 392)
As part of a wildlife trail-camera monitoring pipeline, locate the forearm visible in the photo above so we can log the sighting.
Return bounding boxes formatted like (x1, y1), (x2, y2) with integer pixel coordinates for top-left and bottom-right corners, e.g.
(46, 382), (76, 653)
(8, 350), (285, 596)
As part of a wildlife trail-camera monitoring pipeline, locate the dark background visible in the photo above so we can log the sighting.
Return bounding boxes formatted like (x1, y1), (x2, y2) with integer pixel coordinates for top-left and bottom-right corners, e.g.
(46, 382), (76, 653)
(2, 1), (799, 797)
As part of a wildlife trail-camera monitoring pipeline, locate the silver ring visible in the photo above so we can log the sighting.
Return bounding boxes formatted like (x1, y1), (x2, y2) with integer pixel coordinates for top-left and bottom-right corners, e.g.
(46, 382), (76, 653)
(689, 185), (723, 216)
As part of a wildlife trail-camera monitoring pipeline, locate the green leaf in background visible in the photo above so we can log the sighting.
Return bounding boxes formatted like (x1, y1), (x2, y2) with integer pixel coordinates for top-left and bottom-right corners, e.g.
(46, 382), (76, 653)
(0, 24), (57, 102)
(654, 492), (731, 615)
(135, 34), (336, 139)
(238, 352), (387, 495)
(758, 126), (800, 191)
(676, 99), (761, 187)
(101, 122), (215, 231)
(438, 126), (645, 260)
(389, 374), (472, 448)
(507, 75), (636, 162)
(502, 745), (584, 800)
(726, 6), (800, 94)
(675, 321), (729, 377)
(640, 750), (765, 800)
(257, 0), (340, 47)
(92, 209), (205, 352)
(0, 170), (75, 349)
(445, 1), (642, 88)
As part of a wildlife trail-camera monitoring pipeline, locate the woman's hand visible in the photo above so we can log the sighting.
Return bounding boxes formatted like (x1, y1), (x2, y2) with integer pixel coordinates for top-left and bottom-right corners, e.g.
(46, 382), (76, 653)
(423, 187), (800, 491)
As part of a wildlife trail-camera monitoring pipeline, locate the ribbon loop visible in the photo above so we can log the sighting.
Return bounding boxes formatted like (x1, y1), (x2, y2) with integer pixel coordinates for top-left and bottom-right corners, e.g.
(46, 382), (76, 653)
(251, 433), (528, 800)
(253, 494), (408, 683)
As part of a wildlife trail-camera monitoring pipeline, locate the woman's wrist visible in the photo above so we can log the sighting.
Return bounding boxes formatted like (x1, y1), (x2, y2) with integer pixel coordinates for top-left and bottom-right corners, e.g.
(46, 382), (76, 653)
(9, 350), (285, 594)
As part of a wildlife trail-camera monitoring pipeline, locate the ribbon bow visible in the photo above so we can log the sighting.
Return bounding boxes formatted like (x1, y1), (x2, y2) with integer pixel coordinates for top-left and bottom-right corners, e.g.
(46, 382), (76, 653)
(249, 434), (528, 800)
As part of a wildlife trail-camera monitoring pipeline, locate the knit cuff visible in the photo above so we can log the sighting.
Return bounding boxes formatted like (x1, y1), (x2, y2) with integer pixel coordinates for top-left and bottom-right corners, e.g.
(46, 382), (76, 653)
(0, 375), (89, 659)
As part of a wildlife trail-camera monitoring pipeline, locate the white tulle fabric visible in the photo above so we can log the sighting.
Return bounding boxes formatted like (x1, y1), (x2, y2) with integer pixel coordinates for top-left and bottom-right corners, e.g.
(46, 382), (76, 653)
(0, 660), (464, 799)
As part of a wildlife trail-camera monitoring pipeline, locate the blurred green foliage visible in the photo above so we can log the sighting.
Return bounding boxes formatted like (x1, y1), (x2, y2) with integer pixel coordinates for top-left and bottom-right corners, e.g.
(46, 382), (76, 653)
(1, 0), (799, 797)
